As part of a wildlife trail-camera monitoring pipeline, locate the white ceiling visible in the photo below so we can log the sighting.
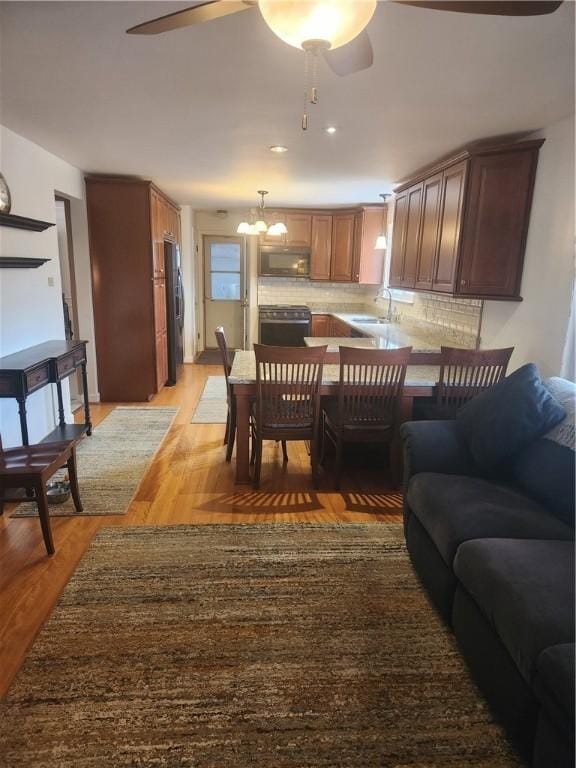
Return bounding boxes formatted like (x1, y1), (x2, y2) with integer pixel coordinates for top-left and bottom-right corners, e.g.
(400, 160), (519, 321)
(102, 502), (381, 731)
(0, 1), (574, 207)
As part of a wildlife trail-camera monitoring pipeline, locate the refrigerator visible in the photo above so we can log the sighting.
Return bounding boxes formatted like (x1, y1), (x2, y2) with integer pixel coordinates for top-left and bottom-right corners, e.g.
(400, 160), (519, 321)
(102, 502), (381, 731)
(164, 240), (185, 386)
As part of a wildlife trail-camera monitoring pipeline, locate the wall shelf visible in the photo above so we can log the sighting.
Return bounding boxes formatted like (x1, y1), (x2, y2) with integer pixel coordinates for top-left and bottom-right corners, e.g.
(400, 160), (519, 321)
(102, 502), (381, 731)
(0, 212), (55, 231)
(0, 257), (51, 269)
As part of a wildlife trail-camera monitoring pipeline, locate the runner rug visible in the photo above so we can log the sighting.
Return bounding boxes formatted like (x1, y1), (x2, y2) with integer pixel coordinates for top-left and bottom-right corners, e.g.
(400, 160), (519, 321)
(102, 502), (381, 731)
(10, 406), (178, 517)
(191, 375), (228, 423)
(0, 523), (520, 767)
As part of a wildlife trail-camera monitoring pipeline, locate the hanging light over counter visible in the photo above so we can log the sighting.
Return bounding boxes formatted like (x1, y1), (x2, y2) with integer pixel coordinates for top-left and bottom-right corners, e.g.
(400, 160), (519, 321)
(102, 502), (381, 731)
(237, 191), (287, 236)
(375, 193), (390, 250)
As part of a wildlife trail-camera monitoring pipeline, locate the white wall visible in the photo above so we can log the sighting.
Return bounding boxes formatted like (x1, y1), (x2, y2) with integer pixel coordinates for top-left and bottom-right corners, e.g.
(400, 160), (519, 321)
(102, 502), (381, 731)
(480, 115), (575, 376)
(0, 126), (90, 446)
(180, 205), (196, 362)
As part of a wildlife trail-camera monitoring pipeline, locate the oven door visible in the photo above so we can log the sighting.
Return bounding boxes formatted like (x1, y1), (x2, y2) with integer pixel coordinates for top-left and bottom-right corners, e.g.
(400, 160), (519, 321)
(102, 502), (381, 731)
(259, 318), (311, 346)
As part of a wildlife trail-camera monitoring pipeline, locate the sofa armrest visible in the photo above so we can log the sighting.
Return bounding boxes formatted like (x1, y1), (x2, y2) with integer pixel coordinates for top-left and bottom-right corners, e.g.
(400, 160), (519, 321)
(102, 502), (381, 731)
(400, 420), (476, 490)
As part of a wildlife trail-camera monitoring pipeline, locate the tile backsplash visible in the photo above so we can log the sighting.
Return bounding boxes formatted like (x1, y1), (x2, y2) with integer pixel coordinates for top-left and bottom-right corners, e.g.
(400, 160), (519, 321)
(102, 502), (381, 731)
(258, 277), (373, 311)
(374, 289), (483, 345)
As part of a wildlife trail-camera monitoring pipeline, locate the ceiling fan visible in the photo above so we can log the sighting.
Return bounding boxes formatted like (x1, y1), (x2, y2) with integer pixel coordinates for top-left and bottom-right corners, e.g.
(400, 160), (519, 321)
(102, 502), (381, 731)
(127, 0), (562, 128)
(127, 1), (562, 76)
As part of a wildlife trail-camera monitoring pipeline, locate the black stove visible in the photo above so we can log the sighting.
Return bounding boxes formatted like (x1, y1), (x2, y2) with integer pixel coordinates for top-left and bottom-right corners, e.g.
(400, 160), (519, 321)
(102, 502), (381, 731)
(258, 305), (311, 345)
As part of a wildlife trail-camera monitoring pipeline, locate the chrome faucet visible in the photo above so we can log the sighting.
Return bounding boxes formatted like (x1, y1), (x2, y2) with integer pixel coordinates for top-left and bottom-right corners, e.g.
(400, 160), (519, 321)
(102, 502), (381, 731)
(374, 286), (394, 323)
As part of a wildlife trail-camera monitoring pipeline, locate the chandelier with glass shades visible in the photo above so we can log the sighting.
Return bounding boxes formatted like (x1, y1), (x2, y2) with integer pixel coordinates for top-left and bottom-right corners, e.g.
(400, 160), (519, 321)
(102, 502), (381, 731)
(237, 190), (288, 237)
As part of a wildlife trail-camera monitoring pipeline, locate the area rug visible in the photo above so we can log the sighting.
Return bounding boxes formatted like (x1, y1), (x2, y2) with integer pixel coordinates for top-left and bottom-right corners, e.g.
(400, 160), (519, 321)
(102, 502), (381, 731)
(11, 406), (178, 517)
(0, 523), (521, 767)
(191, 375), (228, 423)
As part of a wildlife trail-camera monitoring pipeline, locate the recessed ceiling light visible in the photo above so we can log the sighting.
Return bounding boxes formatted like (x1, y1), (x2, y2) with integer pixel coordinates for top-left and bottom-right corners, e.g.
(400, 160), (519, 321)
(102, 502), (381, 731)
(269, 145), (288, 153)
(325, 126), (337, 134)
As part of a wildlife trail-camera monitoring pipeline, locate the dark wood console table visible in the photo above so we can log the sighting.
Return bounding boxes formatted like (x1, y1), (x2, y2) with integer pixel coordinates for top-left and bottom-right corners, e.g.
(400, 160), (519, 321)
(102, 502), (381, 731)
(0, 340), (92, 446)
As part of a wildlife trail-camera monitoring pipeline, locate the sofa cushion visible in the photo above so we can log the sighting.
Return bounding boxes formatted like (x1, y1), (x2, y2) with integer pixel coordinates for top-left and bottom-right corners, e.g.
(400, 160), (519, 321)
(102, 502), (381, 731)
(513, 439), (575, 528)
(533, 643), (575, 739)
(456, 363), (566, 470)
(406, 473), (573, 566)
(454, 539), (575, 684)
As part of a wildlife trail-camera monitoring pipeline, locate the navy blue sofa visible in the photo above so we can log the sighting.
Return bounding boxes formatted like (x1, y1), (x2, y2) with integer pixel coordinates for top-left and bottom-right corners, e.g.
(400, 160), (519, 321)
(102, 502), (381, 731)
(400, 376), (575, 768)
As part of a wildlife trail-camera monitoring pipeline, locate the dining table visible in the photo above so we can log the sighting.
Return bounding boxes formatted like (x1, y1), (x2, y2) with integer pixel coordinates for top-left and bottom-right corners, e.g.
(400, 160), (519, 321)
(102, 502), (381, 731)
(228, 349), (441, 484)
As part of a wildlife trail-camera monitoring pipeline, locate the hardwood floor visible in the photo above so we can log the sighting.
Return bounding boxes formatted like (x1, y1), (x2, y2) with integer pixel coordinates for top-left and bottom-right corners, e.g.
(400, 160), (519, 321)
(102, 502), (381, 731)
(0, 363), (402, 699)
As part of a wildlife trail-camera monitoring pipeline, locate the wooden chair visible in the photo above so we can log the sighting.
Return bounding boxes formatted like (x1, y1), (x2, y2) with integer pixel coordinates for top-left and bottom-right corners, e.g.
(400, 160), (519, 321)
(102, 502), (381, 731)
(415, 345), (514, 420)
(251, 344), (327, 490)
(0, 436), (83, 555)
(321, 346), (412, 490)
(214, 326), (238, 462)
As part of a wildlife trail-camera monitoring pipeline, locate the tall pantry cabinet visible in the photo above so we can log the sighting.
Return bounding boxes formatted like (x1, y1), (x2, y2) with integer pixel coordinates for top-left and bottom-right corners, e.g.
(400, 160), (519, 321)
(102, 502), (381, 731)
(86, 177), (181, 401)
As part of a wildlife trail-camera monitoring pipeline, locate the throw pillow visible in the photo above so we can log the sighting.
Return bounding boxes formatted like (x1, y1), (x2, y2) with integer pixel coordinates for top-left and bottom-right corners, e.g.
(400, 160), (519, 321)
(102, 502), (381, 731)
(456, 363), (567, 469)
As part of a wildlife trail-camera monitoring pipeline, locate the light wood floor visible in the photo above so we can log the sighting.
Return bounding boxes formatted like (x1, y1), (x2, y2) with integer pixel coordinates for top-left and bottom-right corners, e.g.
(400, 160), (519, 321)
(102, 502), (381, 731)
(0, 363), (402, 699)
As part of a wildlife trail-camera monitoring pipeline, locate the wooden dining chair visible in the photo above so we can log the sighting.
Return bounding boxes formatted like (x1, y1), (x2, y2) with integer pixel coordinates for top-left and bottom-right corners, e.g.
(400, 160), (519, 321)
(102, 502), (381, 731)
(415, 345), (514, 420)
(214, 326), (238, 462)
(0, 436), (83, 555)
(251, 344), (327, 490)
(321, 346), (412, 490)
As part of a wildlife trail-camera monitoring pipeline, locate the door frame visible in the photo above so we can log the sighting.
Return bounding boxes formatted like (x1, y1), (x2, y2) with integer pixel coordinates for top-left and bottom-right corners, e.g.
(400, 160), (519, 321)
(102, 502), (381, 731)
(202, 234), (248, 350)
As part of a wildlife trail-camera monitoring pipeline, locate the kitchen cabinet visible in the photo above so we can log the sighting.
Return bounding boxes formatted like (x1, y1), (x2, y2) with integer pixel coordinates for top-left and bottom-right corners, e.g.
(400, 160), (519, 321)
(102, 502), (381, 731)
(330, 316), (353, 337)
(311, 314), (332, 337)
(285, 213), (311, 247)
(260, 212), (287, 245)
(415, 173), (443, 290)
(266, 204), (386, 284)
(353, 208), (386, 285)
(86, 177), (181, 401)
(310, 215), (332, 280)
(331, 213), (356, 281)
(433, 161), (467, 292)
(389, 138), (543, 300)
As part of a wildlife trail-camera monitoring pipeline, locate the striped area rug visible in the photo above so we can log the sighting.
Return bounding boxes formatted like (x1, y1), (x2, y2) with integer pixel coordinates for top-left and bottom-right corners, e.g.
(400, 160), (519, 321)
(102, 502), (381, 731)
(11, 406), (178, 517)
(0, 523), (521, 767)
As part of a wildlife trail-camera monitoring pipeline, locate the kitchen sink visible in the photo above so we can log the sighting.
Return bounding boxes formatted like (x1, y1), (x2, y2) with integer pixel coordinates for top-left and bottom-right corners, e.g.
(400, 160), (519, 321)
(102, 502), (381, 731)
(351, 317), (390, 324)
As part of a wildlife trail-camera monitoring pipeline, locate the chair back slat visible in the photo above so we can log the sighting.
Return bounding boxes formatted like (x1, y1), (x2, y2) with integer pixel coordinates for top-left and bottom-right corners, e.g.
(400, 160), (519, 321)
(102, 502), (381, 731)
(254, 344), (326, 428)
(437, 346), (513, 414)
(337, 347), (412, 427)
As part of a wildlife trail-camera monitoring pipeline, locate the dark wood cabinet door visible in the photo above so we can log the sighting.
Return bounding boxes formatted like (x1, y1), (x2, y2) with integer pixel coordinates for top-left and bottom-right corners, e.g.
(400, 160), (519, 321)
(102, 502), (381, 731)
(286, 214), (312, 247)
(311, 314), (331, 336)
(331, 214), (356, 281)
(156, 329), (168, 392)
(310, 215), (332, 280)
(415, 173), (443, 290)
(458, 150), (537, 298)
(389, 192), (408, 288)
(401, 183), (424, 288)
(433, 160), (468, 293)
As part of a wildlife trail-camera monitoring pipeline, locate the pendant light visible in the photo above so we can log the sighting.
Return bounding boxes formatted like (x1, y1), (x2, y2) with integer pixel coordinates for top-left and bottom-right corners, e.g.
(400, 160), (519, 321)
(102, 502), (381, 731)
(375, 193), (390, 250)
(237, 190), (285, 236)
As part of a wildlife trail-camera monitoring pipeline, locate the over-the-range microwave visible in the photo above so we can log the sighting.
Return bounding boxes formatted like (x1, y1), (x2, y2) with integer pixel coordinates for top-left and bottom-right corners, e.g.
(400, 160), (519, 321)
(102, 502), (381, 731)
(259, 245), (310, 278)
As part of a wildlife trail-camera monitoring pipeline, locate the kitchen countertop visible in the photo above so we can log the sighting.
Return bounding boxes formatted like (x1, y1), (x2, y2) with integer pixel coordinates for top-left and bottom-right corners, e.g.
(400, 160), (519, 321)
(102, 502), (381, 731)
(229, 350), (440, 388)
(311, 311), (477, 352)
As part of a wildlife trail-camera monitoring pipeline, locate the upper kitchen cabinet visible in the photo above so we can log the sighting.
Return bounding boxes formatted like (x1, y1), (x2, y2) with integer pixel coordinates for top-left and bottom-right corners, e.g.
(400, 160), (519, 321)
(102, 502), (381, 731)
(285, 213), (312, 247)
(310, 214), (333, 280)
(353, 207), (387, 285)
(389, 138), (543, 300)
(331, 213), (356, 281)
(260, 212), (311, 246)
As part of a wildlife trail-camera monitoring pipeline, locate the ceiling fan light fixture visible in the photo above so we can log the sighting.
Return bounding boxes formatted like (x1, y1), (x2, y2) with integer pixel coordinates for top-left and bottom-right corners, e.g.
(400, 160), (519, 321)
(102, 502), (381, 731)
(270, 145), (288, 153)
(237, 221), (251, 234)
(274, 221), (288, 235)
(254, 219), (269, 233)
(258, 0), (377, 51)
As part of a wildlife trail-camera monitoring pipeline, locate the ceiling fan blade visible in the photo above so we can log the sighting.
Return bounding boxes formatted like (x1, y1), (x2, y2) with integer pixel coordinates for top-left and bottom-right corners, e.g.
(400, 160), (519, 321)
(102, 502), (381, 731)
(391, 1), (563, 16)
(126, 1), (254, 35)
(323, 31), (374, 77)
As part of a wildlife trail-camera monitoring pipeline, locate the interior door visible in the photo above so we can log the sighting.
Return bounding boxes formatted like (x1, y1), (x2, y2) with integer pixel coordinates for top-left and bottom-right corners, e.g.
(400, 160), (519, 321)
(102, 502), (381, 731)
(203, 236), (246, 350)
